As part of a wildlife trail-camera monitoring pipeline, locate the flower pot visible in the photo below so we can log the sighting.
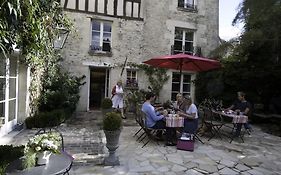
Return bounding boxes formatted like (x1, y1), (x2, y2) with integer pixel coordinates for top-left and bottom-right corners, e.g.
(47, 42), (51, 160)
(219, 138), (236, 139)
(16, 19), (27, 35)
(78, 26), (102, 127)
(37, 151), (52, 165)
(103, 129), (121, 166)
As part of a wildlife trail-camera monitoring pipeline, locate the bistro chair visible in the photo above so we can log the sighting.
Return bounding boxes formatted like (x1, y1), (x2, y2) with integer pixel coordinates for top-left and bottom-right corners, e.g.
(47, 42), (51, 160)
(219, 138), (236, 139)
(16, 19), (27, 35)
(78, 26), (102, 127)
(201, 107), (224, 141)
(138, 111), (165, 148)
(133, 104), (145, 139)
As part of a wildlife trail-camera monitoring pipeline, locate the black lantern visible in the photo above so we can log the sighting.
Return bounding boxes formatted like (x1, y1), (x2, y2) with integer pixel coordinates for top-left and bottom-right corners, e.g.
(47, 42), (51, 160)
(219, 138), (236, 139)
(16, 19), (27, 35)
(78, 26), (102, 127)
(53, 27), (69, 49)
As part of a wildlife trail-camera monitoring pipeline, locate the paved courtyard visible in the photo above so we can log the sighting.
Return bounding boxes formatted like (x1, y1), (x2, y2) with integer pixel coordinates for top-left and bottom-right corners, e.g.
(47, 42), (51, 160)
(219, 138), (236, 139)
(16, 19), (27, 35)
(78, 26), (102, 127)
(2, 111), (281, 175)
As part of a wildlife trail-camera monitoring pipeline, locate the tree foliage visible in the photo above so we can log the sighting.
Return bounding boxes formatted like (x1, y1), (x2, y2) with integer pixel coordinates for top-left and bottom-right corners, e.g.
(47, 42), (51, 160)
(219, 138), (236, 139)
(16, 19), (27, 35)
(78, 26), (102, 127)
(196, 0), (281, 109)
(0, 1), (82, 116)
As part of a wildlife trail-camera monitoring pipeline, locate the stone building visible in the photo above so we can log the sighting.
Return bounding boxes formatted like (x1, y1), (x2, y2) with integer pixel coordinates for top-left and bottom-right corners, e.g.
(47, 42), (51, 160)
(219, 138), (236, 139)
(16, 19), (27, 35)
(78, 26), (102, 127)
(60, 0), (219, 111)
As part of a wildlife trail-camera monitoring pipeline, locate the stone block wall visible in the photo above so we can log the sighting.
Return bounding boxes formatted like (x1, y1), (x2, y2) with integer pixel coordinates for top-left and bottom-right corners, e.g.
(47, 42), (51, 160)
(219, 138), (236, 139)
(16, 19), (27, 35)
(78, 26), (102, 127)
(61, 0), (219, 111)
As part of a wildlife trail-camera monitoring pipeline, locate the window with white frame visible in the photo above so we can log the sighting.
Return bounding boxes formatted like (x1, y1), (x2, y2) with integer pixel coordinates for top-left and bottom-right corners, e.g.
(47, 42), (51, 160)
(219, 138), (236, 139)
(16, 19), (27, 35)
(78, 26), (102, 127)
(0, 57), (18, 127)
(171, 73), (191, 101)
(126, 70), (138, 87)
(91, 20), (112, 52)
(174, 28), (194, 55)
(178, 0), (196, 9)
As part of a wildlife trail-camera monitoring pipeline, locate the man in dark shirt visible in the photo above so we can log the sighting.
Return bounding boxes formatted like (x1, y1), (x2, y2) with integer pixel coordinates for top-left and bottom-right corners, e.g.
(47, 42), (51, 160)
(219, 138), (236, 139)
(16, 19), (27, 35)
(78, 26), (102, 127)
(227, 91), (252, 135)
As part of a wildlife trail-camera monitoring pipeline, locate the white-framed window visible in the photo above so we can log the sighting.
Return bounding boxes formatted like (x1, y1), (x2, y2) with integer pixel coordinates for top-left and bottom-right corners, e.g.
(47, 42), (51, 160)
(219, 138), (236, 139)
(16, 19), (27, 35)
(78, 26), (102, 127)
(126, 69), (138, 87)
(178, 0), (196, 9)
(171, 72), (191, 101)
(91, 20), (112, 52)
(0, 57), (18, 130)
(174, 27), (194, 55)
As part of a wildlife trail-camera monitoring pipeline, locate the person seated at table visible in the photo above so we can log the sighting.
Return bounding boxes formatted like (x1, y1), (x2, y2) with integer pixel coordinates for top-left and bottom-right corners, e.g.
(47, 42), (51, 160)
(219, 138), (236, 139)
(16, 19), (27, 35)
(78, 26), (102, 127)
(142, 92), (176, 146)
(175, 93), (187, 112)
(226, 91), (252, 134)
(177, 95), (199, 134)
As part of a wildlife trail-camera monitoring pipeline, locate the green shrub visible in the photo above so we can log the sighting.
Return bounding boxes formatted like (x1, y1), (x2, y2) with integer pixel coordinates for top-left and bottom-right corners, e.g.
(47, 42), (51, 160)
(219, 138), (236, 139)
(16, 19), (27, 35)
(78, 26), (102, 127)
(38, 70), (85, 115)
(25, 109), (67, 129)
(0, 145), (24, 174)
(103, 112), (122, 131)
(101, 98), (113, 109)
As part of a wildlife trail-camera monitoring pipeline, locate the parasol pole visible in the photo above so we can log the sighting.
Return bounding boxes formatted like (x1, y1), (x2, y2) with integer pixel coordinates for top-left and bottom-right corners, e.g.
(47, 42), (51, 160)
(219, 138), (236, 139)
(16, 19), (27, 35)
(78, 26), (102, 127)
(179, 58), (183, 94)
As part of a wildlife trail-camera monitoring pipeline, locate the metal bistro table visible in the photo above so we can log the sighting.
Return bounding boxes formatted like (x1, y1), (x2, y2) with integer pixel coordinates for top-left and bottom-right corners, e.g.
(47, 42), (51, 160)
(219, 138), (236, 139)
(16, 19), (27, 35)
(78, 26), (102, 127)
(6, 151), (73, 175)
(213, 110), (248, 143)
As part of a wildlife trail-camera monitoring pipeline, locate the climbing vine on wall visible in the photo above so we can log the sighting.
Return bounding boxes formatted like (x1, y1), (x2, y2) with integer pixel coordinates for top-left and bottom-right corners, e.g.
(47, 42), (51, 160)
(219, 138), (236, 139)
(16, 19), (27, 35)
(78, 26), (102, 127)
(0, 0), (75, 116)
(129, 63), (170, 97)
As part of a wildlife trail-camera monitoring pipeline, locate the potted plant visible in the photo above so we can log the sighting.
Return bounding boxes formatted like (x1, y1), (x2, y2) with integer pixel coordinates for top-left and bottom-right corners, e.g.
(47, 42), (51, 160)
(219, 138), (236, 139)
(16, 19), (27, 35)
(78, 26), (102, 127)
(103, 112), (122, 166)
(101, 97), (113, 115)
(24, 132), (62, 168)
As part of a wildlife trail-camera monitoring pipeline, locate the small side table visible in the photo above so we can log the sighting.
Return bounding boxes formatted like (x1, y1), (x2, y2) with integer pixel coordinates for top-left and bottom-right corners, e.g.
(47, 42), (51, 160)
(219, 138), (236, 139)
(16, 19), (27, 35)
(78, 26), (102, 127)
(6, 151), (73, 175)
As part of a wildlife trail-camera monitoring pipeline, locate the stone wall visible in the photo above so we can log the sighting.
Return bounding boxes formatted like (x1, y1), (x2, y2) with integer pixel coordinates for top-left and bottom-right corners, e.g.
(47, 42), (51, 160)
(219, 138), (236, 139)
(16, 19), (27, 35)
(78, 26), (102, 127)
(61, 0), (219, 111)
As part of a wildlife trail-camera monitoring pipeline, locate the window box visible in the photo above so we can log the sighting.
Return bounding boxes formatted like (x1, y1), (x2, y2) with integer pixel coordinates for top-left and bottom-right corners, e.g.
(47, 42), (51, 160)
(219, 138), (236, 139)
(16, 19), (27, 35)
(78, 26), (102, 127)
(126, 79), (138, 88)
(88, 46), (112, 57)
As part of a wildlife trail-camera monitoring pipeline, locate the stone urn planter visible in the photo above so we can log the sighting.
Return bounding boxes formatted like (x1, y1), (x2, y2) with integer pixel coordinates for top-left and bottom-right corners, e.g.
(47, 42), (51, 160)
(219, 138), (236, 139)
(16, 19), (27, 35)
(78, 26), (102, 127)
(104, 129), (121, 165)
(103, 112), (122, 166)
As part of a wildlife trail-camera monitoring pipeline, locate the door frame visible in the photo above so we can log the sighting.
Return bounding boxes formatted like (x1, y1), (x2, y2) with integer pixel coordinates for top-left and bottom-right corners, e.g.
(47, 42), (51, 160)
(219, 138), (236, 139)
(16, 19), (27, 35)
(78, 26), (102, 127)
(87, 66), (110, 111)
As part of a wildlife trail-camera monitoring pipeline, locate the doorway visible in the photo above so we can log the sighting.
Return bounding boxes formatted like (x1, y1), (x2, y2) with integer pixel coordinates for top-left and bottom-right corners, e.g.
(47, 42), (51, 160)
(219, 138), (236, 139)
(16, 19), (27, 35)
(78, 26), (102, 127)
(89, 68), (109, 110)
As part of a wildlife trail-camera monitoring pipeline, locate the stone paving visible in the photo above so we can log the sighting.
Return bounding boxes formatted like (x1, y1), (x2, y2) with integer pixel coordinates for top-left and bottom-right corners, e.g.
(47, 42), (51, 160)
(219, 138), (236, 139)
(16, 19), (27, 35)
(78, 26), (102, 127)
(3, 111), (281, 175)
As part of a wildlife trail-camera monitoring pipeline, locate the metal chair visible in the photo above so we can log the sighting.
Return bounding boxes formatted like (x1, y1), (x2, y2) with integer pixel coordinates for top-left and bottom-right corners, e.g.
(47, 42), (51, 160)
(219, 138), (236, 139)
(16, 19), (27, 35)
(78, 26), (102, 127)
(201, 107), (224, 141)
(138, 111), (165, 148)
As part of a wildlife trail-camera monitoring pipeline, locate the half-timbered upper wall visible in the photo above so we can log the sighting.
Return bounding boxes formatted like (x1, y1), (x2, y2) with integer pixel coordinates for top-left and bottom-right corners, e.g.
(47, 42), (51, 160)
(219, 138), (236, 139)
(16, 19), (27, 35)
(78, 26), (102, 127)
(61, 0), (143, 20)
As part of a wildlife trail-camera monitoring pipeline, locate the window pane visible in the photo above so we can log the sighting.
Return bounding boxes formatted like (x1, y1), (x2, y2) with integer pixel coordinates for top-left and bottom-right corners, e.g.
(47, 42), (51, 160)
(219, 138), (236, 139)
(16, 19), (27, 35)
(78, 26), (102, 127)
(174, 41), (183, 51)
(9, 78), (16, 99)
(102, 42), (111, 52)
(0, 102), (4, 126)
(178, 0), (184, 8)
(103, 33), (111, 43)
(183, 74), (191, 82)
(174, 51), (183, 54)
(172, 83), (180, 91)
(103, 23), (112, 32)
(185, 42), (193, 52)
(185, 0), (194, 7)
(183, 84), (190, 92)
(132, 71), (136, 78)
(172, 73), (180, 82)
(185, 32), (193, 41)
(92, 21), (100, 31)
(0, 59), (5, 76)
(0, 78), (5, 101)
(9, 58), (17, 77)
(8, 99), (16, 121)
(171, 93), (178, 101)
(92, 31), (100, 42)
(175, 29), (183, 40)
(127, 70), (131, 78)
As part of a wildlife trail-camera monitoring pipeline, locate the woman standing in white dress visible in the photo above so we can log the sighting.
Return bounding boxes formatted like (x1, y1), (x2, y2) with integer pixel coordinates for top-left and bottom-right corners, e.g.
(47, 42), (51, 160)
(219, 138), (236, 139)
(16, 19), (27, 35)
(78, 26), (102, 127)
(111, 80), (126, 119)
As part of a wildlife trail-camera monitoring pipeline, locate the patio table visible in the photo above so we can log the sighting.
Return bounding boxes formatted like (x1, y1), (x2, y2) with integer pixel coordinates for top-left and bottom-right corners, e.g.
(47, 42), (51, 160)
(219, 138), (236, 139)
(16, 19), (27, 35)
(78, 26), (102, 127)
(212, 110), (248, 143)
(6, 151), (73, 175)
(165, 115), (184, 127)
(212, 110), (248, 124)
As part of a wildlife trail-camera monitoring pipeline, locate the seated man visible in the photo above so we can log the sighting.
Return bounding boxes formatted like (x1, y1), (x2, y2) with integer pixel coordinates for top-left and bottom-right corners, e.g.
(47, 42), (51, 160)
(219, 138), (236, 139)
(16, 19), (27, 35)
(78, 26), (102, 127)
(226, 91), (252, 135)
(142, 92), (176, 146)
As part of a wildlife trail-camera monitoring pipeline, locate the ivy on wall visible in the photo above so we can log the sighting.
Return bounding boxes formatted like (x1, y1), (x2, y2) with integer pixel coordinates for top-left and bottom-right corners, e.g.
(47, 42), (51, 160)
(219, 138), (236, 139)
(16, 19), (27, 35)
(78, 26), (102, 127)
(129, 63), (170, 98)
(0, 0), (77, 116)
